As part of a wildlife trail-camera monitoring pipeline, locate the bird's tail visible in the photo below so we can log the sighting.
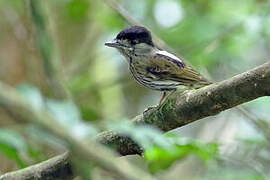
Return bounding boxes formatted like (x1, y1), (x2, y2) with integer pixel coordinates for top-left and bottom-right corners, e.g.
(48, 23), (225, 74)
(180, 66), (212, 88)
(193, 77), (212, 89)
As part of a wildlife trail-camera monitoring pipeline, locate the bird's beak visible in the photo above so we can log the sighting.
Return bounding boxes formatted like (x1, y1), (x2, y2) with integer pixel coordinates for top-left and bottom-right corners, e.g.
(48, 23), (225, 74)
(105, 39), (122, 48)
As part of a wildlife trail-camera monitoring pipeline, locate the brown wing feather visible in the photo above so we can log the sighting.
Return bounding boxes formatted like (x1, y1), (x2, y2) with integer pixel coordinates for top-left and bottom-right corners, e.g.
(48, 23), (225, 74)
(148, 52), (212, 87)
(173, 66), (212, 85)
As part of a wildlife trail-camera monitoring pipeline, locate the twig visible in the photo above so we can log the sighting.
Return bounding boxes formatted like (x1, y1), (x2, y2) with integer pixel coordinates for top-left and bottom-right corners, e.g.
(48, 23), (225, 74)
(0, 82), (156, 180)
(29, 0), (69, 99)
(103, 0), (171, 51)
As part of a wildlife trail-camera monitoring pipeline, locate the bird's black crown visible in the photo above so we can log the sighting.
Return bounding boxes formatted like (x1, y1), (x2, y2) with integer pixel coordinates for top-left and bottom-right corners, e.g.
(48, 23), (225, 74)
(116, 26), (154, 46)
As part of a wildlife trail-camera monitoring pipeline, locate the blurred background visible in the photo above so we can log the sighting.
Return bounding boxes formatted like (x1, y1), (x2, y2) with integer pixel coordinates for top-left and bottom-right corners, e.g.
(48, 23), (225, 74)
(0, 0), (270, 179)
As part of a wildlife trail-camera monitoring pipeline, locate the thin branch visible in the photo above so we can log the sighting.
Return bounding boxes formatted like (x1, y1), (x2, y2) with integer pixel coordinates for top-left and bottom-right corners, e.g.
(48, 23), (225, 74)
(0, 82), (156, 180)
(29, 0), (69, 99)
(103, 0), (171, 51)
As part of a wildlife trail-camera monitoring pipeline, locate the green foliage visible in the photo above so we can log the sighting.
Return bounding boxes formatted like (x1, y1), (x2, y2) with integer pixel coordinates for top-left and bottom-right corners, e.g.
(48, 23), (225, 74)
(1, 0), (270, 179)
(145, 134), (218, 173)
(0, 0), (25, 14)
(66, 0), (90, 21)
(108, 121), (218, 174)
(0, 129), (28, 168)
(97, 8), (125, 29)
(67, 73), (102, 121)
(17, 84), (99, 139)
(107, 121), (170, 149)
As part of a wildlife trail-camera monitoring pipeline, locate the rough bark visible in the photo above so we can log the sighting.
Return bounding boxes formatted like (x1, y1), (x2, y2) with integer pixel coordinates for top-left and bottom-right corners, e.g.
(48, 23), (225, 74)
(98, 62), (270, 155)
(0, 62), (269, 179)
(0, 153), (72, 180)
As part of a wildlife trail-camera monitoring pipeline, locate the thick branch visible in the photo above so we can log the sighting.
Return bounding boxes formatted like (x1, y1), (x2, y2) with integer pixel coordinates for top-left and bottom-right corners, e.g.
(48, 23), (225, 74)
(98, 62), (270, 155)
(0, 153), (72, 180)
(1, 63), (269, 179)
(142, 62), (270, 130)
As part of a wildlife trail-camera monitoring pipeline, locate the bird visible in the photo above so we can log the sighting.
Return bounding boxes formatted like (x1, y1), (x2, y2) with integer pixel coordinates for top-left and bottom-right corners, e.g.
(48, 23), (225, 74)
(105, 26), (211, 105)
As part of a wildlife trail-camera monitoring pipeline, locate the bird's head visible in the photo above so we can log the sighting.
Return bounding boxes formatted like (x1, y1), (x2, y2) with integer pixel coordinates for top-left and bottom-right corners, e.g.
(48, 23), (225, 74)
(105, 26), (155, 58)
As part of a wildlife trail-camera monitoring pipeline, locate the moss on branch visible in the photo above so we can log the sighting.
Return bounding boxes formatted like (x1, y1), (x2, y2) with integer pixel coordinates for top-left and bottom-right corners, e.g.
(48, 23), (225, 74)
(0, 62), (269, 179)
(99, 62), (270, 154)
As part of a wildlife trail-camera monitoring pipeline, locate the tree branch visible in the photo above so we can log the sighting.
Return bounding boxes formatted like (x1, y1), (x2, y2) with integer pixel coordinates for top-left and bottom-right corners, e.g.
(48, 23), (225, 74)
(29, 0), (70, 99)
(98, 62), (270, 155)
(0, 153), (72, 180)
(1, 63), (269, 179)
(0, 84), (155, 180)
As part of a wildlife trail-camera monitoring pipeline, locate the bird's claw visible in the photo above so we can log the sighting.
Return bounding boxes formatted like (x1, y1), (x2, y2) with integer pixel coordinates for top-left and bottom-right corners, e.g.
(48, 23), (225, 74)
(143, 106), (156, 117)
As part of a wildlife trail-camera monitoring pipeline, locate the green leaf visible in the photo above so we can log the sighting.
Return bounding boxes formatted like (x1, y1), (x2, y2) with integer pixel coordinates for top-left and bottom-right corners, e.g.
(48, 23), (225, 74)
(145, 133), (218, 173)
(66, 0), (90, 21)
(0, 129), (28, 168)
(0, 143), (26, 168)
(145, 145), (190, 173)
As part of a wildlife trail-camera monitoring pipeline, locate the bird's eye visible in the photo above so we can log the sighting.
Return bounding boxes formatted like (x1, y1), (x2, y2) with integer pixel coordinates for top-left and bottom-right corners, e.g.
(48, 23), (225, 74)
(130, 39), (138, 45)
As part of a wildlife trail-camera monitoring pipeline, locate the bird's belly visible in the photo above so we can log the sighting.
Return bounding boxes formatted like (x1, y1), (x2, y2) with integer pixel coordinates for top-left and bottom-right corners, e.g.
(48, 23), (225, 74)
(129, 63), (178, 91)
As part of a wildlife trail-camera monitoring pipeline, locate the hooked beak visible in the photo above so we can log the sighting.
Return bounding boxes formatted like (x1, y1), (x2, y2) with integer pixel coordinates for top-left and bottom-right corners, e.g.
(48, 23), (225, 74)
(105, 39), (122, 48)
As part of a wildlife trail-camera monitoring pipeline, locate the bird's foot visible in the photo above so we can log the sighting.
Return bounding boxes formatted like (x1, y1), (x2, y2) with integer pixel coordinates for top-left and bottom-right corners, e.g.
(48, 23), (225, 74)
(143, 106), (156, 117)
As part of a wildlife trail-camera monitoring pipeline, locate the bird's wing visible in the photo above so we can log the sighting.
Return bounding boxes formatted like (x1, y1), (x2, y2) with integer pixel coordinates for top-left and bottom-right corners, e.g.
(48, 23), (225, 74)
(147, 50), (211, 87)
